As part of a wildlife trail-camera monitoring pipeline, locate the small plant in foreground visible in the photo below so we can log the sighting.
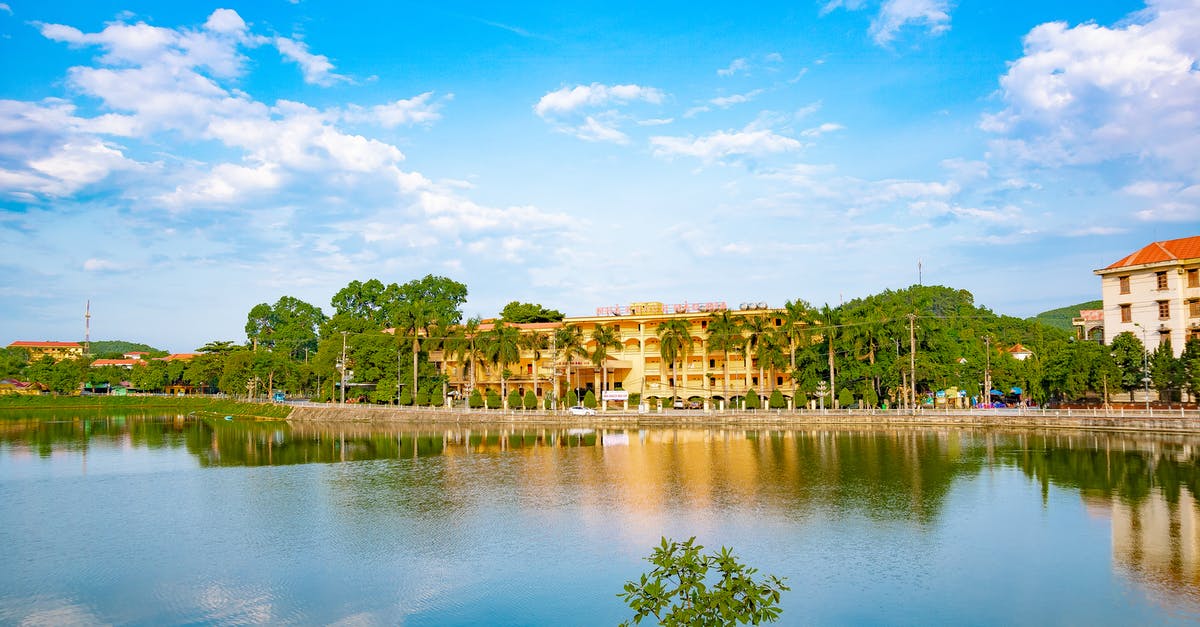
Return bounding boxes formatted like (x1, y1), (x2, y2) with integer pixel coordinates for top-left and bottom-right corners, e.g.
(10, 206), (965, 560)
(618, 536), (789, 626)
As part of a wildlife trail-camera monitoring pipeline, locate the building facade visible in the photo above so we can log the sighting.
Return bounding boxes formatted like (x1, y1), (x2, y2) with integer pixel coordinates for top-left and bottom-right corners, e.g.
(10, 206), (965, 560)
(432, 302), (804, 408)
(6, 341), (84, 362)
(1094, 235), (1200, 357)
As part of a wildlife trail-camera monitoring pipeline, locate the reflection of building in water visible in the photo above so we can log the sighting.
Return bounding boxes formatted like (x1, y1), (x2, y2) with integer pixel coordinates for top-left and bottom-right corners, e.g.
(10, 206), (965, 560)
(1102, 490), (1200, 606)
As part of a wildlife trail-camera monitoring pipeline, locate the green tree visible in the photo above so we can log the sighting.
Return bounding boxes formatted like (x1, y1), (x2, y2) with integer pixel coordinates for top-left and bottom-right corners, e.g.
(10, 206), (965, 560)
(499, 301), (565, 323)
(26, 356), (87, 394)
(394, 298), (436, 404)
(469, 388), (484, 409)
(566, 389), (579, 407)
(1183, 339), (1200, 402)
(484, 321), (521, 408)
(838, 387), (854, 408)
(0, 346), (30, 378)
(583, 389), (597, 409)
(244, 296), (327, 359)
(508, 389), (522, 410)
(745, 388), (761, 410)
(521, 330), (549, 400)
(399, 386), (414, 406)
(706, 311), (743, 408)
(523, 389), (537, 410)
(618, 537), (789, 627)
(1151, 338), (1183, 401)
(658, 319), (692, 408)
(589, 324), (622, 407)
(1107, 332), (1145, 394)
(414, 387), (430, 406)
(556, 323), (587, 404)
(769, 389), (785, 409)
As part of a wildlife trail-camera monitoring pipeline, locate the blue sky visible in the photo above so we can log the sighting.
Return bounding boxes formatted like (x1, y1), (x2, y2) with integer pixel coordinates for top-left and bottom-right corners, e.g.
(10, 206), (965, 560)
(1, 0), (1197, 352)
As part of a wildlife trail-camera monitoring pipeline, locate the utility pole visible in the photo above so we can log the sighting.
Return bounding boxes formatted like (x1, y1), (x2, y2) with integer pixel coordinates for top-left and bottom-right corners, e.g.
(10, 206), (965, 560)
(984, 335), (991, 408)
(339, 331), (349, 404)
(1134, 323), (1151, 412)
(908, 313), (917, 412)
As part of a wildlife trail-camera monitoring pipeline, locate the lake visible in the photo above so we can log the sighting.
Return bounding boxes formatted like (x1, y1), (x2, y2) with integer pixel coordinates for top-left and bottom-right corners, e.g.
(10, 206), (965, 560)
(2, 415), (1199, 625)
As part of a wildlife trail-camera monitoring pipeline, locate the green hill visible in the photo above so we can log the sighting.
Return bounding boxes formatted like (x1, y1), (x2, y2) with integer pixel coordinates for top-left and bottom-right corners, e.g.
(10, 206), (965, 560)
(1029, 301), (1102, 332)
(87, 340), (168, 358)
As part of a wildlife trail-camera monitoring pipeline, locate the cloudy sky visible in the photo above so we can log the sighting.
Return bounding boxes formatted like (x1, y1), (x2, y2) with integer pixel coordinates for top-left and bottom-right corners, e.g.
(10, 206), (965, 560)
(1, 0), (1197, 352)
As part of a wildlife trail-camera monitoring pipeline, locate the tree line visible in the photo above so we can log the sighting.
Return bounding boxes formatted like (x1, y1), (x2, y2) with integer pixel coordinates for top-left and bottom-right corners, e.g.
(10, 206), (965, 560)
(2, 281), (1198, 406)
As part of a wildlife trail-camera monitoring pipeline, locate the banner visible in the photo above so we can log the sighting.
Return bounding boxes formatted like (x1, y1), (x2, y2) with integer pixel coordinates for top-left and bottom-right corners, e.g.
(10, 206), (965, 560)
(602, 390), (629, 401)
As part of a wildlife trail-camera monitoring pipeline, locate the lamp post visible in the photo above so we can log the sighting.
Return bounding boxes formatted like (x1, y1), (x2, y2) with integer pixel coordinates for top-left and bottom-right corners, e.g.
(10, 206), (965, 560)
(339, 331), (349, 404)
(983, 335), (991, 409)
(1132, 323), (1151, 412)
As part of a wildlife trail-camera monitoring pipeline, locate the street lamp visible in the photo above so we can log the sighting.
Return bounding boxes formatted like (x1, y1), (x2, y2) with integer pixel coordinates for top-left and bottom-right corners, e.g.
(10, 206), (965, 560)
(1132, 323), (1151, 412)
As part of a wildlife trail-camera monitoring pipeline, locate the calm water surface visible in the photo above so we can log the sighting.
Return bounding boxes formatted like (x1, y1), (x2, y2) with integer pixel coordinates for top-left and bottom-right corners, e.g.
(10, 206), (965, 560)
(2, 415), (1200, 625)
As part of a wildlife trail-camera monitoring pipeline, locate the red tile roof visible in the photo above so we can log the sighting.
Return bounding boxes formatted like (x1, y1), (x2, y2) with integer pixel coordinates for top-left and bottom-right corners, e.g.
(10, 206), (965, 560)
(161, 353), (198, 361)
(1105, 235), (1200, 269)
(8, 341), (83, 348)
(91, 359), (139, 367)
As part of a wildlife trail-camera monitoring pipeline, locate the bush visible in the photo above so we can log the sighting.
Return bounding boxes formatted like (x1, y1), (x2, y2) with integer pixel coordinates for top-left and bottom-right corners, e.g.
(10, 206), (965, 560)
(583, 390), (597, 409)
(837, 388), (854, 408)
(431, 388), (444, 407)
(769, 389), (785, 409)
(566, 390), (578, 407)
(647, 396), (658, 410)
(628, 392), (641, 406)
(414, 388), (430, 406)
(508, 389), (521, 410)
(544, 393), (554, 410)
(745, 389), (761, 410)
(486, 389), (501, 409)
(399, 387), (413, 406)
(794, 391), (807, 409)
(618, 537), (789, 626)
(864, 387), (878, 408)
(468, 388), (483, 409)
(523, 390), (537, 410)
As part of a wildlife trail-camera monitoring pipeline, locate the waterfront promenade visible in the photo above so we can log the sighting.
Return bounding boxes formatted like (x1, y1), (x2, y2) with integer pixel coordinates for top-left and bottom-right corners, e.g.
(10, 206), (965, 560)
(285, 402), (1200, 434)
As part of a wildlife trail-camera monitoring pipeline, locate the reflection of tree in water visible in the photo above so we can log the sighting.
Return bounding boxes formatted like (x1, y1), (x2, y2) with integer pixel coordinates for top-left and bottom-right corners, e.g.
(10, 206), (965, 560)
(1001, 432), (1200, 506)
(0, 414), (193, 457)
(752, 429), (985, 525)
(1003, 432), (1200, 609)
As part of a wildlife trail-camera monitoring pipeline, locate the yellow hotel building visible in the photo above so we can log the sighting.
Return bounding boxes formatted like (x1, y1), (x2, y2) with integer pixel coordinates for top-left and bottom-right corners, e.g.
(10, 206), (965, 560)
(433, 300), (800, 408)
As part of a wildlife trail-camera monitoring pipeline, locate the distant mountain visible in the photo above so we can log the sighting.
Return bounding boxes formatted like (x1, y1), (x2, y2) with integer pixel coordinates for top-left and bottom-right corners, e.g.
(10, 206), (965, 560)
(1029, 301), (1102, 332)
(87, 340), (168, 358)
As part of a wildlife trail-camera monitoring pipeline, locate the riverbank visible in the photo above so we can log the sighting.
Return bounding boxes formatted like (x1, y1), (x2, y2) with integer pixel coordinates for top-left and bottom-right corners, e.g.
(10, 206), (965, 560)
(287, 404), (1200, 434)
(0, 395), (291, 419)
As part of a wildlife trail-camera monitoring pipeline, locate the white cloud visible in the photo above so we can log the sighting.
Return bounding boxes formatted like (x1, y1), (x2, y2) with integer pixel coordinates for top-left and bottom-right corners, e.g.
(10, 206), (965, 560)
(0, 4), (12, 15)
(870, 0), (952, 45)
(83, 258), (129, 272)
(274, 37), (347, 86)
(159, 162), (282, 207)
(344, 92), (447, 128)
(534, 83), (664, 117)
(574, 116), (629, 144)
(709, 89), (765, 108)
(800, 122), (844, 138)
(717, 58), (749, 77)
(650, 127), (803, 162)
(981, 1), (1200, 177)
(1066, 226), (1126, 237)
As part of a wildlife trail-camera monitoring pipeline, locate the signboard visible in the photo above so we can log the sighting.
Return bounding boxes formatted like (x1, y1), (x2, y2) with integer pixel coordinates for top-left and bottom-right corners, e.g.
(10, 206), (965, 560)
(595, 301), (730, 316)
(602, 390), (629, 401)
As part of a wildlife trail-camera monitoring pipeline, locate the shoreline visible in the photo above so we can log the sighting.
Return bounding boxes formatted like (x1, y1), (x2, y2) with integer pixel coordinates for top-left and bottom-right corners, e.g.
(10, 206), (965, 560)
(286, 404), (1200, 435)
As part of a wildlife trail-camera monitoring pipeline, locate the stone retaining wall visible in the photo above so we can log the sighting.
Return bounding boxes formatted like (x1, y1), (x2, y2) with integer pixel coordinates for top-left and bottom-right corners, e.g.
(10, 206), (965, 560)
(286, 404), (1200, 433)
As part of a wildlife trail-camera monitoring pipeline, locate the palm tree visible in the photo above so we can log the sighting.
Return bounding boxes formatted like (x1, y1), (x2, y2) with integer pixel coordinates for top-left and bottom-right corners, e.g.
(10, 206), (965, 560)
(450, 316), (485, 395)
(818, 304), (840, 407)
(705, 311), (743, 408)
(781, 299), (812, 372)
(555, 323), (586, 406)
(589, 324), (622, 410)
(657, 318), (691, 407)
(761, 327), (790, 396)
(483, 321), (521, 408)
(394, 299), (435, 403)
(743, 314), (772, 397)
(521, 329), (549, 401)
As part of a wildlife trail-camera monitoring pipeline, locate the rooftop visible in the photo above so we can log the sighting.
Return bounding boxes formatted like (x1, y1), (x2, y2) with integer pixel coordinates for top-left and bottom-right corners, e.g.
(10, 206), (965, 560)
(1103, 235), (1200, 270)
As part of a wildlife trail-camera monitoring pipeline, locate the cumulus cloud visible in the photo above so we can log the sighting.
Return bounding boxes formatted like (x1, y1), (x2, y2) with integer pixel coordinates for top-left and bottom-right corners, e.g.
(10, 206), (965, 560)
(650, 127), (803, 162)
(800, 122), (844, 138)
(534, 83), (664, 117)
(274, 37), (347, 86)
(982, 1), (1200, 172)
(341, 92), (448, 128)
(534, 83), (664, 143)
(717, 58), (749, 77)
(821, 0), (951, 46)
(709, 89), (765, 108)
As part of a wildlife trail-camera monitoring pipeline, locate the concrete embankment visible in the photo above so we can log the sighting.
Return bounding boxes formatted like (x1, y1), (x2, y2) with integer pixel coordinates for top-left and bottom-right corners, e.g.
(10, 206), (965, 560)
(286, 404), (1200, 434)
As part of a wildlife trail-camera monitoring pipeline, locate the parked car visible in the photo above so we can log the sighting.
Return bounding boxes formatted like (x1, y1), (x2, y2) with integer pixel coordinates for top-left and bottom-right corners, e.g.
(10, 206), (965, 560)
(568, 405), (596, 416)
(673, 399), (685, 409)
(272, 391), (286, 402)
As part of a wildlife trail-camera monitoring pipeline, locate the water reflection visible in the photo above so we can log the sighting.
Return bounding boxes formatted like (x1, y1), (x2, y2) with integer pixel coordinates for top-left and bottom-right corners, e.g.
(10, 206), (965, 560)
(4, 415), (1200, 616)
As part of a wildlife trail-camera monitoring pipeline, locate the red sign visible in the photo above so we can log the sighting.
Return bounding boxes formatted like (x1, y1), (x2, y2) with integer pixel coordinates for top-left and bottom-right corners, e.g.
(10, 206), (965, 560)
(595, 301), (728, 316)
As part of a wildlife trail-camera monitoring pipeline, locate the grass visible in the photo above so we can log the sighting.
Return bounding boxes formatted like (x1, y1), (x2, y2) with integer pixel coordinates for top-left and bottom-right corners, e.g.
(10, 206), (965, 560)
(0, 395), (292, 419)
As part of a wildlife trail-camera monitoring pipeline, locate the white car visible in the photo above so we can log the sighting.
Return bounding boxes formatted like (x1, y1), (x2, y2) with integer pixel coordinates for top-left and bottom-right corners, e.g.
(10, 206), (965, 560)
(568, 405), (596, 416)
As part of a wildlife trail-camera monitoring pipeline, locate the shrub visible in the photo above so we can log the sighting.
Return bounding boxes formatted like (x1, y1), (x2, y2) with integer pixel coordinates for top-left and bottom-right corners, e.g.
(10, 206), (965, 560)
(746, 389), (761, 410)
(414, 388), (430, 406)
(769, 389), (785, 409)
(794, 391), (808, 409)
(583, 390), (597, 409)
(566, 390), (578, 407)
(864, 387), (879, 408)
(468, 388), (483, 409)
(618, 537), (789, 627)
(431, 389), (444, 407)
(486, 389), (501, 409)
(628, 392), (641, 406)
(837, 388), (854, 408)
(399, 387), (413, 406)
(523, 390), (537, 410)
(508, 389), (521, 410)
(544, 393), (554, 410)
(647, 397), (658, 410)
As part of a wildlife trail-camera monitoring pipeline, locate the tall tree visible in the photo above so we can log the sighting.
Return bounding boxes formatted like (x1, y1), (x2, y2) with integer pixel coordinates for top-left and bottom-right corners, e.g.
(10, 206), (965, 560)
(521, 329), (549, 399)
(743, 314), (773, 395)
(394, 299), (435, 403)
(555, 323), (587, 404)
(244, 296), (327, 359)
(705, 311), (743, 407)
(589, 324), (623, 408)
(500, 301), (565, 323)
(484, 321), (521, 408)
(657, 319), (691, 406)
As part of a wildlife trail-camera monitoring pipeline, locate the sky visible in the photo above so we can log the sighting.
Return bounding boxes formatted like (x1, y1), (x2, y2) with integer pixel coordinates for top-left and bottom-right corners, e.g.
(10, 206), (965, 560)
(1, 0), (1197, 352)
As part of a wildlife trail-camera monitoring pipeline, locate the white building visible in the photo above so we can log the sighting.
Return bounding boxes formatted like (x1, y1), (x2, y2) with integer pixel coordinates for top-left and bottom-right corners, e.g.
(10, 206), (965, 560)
(1094, 235), (1200, 357)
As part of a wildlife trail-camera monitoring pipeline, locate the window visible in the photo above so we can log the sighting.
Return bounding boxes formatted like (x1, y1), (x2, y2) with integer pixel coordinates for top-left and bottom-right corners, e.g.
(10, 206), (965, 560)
(1119, 275), (1130, 294)
(1189, 269), (1199, 288)
(700, 320), (708, 329)
(709, 359), (716, 368)
(1159, 300), (1170, 320)
(1157, 271), (1168, 290)
(776, 376), (784, 386)
(1120, 304), (1132, 323)
(1191, 300), (1200, 318)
